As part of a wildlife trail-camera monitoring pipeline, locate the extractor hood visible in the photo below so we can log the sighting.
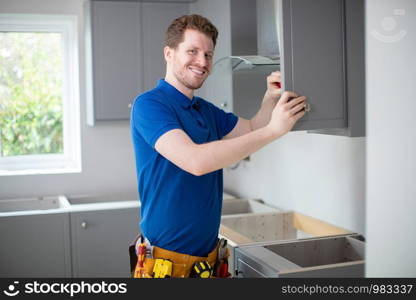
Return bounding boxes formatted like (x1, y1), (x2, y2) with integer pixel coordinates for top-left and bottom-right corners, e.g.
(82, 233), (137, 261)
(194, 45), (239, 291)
(214, 55), (280, 74)
(213, 0), (280, 75)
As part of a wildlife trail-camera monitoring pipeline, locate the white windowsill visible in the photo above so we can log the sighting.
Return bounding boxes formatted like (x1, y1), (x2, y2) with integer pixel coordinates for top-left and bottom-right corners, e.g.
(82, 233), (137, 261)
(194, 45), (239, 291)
(0, 167), (81, 177)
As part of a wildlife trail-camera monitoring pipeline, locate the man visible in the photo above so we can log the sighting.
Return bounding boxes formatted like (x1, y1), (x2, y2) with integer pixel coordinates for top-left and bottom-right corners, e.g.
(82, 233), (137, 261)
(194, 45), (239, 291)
(130, 14), (306, 278)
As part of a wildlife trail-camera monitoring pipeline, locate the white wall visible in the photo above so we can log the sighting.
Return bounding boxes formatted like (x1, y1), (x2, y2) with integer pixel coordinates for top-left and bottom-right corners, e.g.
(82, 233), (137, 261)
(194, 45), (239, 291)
(224, 132), (366, 234)
(366, 0), (416, 277)
(0, 0), (138, 200)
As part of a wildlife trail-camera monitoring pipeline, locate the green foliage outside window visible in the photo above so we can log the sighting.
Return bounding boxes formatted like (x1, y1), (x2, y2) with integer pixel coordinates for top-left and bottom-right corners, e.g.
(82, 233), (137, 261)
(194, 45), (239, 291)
(0, 32), (63, 157)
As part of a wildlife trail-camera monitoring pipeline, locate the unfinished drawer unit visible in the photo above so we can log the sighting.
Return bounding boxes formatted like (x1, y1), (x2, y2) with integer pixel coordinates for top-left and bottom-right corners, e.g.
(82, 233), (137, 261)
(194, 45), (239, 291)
(234, 234), (365, 277)
(220, 198), (280, 273)
(219, 211), (351, 275)
(220, 211), (350, 243)
(221, 198), (280, 216)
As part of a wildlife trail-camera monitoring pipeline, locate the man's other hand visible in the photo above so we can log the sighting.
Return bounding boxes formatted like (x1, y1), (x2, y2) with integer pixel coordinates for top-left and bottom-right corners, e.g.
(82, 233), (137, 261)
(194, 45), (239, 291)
(265, 71), (282, 101)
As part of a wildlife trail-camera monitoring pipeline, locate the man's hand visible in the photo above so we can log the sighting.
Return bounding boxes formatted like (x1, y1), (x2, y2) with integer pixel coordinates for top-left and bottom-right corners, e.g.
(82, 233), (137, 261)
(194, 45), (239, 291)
(266, 91), (307, 138)
(264, 71), (282, 102)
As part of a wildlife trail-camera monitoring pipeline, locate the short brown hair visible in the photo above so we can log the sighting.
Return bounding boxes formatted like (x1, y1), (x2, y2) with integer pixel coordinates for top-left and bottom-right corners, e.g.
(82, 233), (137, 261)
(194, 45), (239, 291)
(165, 14), (218, 49)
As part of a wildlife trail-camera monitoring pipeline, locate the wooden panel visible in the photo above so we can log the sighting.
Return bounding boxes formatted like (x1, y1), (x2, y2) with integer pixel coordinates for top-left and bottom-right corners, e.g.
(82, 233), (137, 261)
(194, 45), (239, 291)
(221, 211), (350, 247)
(221, 212), (297, 242)
(219, 224), (254, 245)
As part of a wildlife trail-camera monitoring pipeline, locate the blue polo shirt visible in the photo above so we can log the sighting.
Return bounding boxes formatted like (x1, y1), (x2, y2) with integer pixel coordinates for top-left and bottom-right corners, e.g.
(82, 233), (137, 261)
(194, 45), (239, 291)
(130, 79), (238, 256)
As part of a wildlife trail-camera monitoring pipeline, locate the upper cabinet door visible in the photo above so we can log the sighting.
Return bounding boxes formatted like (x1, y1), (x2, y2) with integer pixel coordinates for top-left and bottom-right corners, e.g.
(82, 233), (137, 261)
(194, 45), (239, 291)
(279, 0), (347, 131)
(85, 1), (189, 126)
(194, 0), (363, 135)
(86, 1), (143, 125)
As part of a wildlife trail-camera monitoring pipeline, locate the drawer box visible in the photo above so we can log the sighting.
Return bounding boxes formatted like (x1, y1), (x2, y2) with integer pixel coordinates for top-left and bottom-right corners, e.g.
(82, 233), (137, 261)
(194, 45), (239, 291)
(219, 211), (351, 276)
(234, 234), (365, 277)
(220, 211), (350, 245)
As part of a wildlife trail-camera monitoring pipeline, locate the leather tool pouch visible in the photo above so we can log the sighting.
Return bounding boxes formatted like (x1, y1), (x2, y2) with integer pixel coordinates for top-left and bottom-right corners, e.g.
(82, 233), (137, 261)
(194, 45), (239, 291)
(129, 234), (141, 277)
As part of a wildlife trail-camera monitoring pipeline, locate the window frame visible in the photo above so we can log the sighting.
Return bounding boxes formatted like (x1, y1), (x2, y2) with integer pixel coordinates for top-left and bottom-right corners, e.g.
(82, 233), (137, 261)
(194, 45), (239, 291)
(0, 14), (81, 176)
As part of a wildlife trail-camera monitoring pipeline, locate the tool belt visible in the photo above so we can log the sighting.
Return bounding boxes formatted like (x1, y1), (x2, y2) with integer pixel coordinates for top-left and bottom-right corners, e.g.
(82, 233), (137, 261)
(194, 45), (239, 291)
(129, 235), (231, 278)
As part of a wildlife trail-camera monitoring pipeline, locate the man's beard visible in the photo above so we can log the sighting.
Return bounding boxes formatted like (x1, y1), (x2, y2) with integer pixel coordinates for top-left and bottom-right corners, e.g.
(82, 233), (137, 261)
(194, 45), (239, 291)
(174, 68), (207, 90)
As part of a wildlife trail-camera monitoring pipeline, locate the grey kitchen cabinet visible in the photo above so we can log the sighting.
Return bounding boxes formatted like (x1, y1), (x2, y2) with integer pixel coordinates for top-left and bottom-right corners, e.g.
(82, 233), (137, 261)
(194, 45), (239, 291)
(85, 0), (364, 134)
(70, 205), (140, 277)
(234, 234), (365, 278)
(0, 195), (140, 278)
(278, 0), (364, 135)
(279, 0), (347, 131)
(85, 0), (189, 125)
(193, 0), (364, 136)
(85, 0), (143, 125)
(307, 0), (365, 136)
(279, 0), (365, 136)
(0, 214), (71, 277)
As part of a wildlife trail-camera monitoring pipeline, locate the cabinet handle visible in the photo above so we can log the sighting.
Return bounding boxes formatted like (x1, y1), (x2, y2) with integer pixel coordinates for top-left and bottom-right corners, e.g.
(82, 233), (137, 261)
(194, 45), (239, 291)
(220, 102), (228, 108)
(128, 103), (132, 109)
(81, 221), (87, 229)
(304, 103), (311, 112)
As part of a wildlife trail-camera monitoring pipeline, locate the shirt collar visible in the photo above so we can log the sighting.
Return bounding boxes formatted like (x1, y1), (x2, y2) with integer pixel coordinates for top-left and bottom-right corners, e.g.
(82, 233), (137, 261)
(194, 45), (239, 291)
(157, 79), (199, 109)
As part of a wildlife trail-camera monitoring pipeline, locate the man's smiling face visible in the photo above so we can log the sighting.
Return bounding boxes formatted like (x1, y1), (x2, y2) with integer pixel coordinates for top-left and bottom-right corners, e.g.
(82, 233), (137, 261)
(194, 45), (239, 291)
(166, 29), (214, 93)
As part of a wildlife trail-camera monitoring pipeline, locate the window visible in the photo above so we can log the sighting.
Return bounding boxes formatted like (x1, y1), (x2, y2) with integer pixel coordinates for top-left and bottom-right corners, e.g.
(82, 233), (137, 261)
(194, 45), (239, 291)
(0, 14), (81, 176)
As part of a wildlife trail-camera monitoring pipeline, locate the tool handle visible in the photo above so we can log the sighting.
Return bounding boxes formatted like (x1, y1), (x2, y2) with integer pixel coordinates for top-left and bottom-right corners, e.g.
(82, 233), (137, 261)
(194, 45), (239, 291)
(219, 260), (229, 278)
(137, 243), (146, 268)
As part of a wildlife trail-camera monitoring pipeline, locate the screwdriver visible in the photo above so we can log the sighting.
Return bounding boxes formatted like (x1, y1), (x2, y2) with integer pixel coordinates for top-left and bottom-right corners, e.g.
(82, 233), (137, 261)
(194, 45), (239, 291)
(137, 242), (146, 276)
